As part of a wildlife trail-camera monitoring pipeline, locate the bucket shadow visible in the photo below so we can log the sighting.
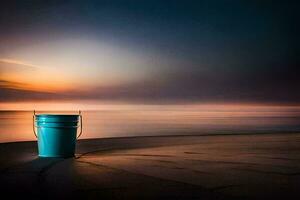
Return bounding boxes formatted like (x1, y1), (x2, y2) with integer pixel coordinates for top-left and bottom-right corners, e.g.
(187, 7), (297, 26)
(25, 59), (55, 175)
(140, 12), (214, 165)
(0, 156), (72, 199)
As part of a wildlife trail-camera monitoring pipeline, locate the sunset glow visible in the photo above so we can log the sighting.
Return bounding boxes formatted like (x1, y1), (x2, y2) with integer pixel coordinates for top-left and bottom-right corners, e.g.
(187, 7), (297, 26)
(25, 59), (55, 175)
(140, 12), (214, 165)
(0, 1), (299, 107)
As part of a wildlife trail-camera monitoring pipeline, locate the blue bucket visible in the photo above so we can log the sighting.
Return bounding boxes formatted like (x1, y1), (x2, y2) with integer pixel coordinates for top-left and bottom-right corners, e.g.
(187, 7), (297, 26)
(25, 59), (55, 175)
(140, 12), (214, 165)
(33, 111), (82, 158)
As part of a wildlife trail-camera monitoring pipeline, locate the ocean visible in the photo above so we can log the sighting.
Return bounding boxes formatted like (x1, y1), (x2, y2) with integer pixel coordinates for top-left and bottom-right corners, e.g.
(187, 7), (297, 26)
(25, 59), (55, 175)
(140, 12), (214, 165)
(1, 104), (300, 143)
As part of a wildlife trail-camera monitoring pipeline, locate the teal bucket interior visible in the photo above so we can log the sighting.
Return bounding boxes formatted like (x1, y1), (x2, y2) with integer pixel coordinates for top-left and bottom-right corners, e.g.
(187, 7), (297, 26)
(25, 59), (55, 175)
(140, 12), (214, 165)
(34, 114), (81, 158)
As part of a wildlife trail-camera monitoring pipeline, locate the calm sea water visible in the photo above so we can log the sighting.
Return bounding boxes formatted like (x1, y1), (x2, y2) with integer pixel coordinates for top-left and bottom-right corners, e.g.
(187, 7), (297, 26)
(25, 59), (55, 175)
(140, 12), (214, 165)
(1, 104), (300, 143)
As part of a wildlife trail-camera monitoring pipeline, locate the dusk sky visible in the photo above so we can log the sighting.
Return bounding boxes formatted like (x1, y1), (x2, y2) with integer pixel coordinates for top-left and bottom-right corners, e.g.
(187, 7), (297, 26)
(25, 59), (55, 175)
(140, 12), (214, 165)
(0, 0), (299, 107)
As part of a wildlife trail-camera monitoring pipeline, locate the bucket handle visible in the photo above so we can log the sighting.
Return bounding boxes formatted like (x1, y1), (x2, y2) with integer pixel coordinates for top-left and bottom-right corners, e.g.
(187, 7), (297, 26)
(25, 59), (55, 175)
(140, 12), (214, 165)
(77, 110), (83, 139)
(33, 110), (83, 139)
(33, 110), (38, 138)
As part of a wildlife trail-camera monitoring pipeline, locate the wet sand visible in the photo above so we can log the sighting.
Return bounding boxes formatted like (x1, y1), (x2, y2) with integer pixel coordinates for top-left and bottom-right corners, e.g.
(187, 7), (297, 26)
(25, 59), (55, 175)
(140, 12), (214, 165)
(0, 133), (300, 199)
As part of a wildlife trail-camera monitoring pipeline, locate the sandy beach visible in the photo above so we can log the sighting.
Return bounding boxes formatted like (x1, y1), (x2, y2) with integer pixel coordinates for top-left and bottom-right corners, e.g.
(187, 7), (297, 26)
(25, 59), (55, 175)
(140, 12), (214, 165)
(0, 133), (299, 199)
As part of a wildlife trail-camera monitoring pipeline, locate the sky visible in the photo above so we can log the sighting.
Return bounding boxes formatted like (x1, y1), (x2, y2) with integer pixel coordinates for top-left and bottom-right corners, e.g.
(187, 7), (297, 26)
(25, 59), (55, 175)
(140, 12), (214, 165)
(0, 0), (299, 107)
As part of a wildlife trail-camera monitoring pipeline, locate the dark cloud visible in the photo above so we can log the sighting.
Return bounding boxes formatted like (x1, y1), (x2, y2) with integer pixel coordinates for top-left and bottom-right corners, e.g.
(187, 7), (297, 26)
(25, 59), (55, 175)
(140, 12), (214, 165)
(0, 80), (30, 89)
(83, 65), (300, 104)
(1, 63), (300, 104)
(0, 87), (56, 102)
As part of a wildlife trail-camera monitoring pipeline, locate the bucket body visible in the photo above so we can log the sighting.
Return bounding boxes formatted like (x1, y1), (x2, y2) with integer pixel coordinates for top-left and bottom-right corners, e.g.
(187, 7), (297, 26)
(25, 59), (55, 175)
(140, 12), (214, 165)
(34, 115), (80, 158)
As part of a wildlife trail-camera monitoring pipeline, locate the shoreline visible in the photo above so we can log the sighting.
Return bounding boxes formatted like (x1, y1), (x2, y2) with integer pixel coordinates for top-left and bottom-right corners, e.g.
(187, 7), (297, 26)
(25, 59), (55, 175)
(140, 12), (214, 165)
(1, 130), (300, 145)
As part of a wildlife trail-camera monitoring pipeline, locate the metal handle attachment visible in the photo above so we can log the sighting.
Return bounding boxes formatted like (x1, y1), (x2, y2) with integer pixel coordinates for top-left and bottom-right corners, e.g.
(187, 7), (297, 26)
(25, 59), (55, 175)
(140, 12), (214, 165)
(32, 110), (83, 139)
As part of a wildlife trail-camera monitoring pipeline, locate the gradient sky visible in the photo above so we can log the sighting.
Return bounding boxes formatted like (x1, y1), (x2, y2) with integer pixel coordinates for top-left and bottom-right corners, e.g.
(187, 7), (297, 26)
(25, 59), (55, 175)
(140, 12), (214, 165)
(0, 0), (299, 105)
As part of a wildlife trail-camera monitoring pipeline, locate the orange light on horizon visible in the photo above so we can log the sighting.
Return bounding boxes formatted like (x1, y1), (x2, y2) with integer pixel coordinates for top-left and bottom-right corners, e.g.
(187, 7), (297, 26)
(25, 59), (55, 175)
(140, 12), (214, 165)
(1, 100), (300, 111)
(0, 59), (75, 92)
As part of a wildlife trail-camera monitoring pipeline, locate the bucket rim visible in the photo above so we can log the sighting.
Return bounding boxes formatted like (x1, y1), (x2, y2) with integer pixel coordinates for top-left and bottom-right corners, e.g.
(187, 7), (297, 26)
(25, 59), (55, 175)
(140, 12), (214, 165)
(35, 114), (80, 122)
(35, 114), (80, 117)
